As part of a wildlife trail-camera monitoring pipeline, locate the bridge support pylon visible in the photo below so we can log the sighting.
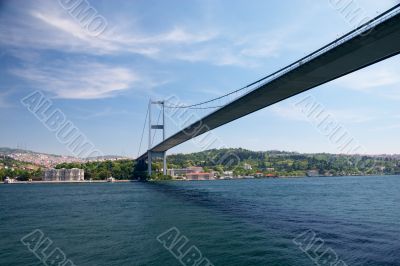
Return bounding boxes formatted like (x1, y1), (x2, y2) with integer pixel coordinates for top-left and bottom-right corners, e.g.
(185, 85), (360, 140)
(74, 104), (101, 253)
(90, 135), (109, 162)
(147, 99), (167, 178)
(147, 150), (152, 177)
(147, 151), (167, 177)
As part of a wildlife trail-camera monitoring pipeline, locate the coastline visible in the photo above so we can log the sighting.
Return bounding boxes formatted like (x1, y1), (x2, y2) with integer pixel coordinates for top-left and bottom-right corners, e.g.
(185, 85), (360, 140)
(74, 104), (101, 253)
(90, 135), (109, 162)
(2, 174), (399, 185)
(1, 180), (136, 184)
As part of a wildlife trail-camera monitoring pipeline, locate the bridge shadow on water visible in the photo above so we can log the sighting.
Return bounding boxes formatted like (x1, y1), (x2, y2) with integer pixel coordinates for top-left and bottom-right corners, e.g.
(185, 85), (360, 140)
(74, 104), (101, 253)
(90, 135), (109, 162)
(140, 180), (400, 265)
(142, 180), (345, 238)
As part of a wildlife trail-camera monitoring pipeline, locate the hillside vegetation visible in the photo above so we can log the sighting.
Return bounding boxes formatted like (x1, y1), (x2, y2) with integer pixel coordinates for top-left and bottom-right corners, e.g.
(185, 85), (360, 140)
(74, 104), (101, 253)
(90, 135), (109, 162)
(54, 149), (400, 180)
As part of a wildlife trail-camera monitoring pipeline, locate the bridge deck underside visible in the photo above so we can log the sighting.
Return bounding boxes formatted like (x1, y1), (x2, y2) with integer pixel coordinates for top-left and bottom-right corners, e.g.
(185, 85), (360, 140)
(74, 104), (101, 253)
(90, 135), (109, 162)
(138, 12), (400, 160)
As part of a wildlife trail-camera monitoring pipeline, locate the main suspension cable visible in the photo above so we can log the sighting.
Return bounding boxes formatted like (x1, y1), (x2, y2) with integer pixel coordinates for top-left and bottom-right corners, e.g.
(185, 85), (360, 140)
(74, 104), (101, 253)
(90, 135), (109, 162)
(137, 104), (149, 158)
(163, 76), (271, 109)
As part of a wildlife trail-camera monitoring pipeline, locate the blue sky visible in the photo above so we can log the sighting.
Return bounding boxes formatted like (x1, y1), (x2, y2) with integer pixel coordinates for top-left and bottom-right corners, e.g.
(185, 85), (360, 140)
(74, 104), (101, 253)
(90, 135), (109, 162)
(0, 0), (399, 157)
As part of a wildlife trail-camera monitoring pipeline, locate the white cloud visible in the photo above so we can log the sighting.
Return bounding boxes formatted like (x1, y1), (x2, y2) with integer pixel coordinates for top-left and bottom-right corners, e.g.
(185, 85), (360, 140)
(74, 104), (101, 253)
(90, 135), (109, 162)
(11, 62), (139, 99)
(0, 1), (218, 59)
(240, 42), (280, 58)
(329, 109), (378, 124)
(269, 100), (378, 124)
(114, 27), (217, 45)
(337, 58), (400, 99)
(0, 91), (13, 108)
(372, 124), (400, 131)
(107, 24), (287, 67)
(268, 103), (310, 122)
(0, 0), (291, 67)
(71, 107), (138, 120)
(1, 0), (397, 70)
(171, 33), (280, 67)
(339, 68), (399, 91)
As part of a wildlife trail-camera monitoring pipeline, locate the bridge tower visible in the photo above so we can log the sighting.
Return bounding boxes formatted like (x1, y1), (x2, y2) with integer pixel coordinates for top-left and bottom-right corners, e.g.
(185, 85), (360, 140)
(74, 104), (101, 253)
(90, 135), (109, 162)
(147, 100), (167, 177)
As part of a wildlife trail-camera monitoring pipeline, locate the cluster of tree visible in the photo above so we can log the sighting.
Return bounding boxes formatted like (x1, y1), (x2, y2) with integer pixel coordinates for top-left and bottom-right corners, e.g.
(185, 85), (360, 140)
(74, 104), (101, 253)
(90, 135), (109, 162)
(56, 160), (135, 180)
(48, 148), (400, 181)
(0, 156), (42, 181)
(166, 148), (400, 177)
(55, 159), (175, 181)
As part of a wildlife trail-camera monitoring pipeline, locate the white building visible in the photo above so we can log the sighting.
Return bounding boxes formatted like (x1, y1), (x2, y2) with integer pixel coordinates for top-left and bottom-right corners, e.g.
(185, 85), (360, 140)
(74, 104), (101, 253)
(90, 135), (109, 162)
(243, 163), (252, 170)
(44, 168), (84, 181)
(223, 171), (233, 177)
(167, 166), (203, 178)
(3, 177), (15, 184)
(306, 170), (320, 177)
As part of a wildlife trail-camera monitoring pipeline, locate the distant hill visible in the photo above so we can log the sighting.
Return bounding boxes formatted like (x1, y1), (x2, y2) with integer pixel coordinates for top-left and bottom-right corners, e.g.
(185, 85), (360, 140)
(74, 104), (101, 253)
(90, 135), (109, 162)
(86, 155), (132, 161)
(0, 147), (131, 167)
(0, 147), (65, 157)
(0, 147), (82, 167)
(0, 147), (35, 154)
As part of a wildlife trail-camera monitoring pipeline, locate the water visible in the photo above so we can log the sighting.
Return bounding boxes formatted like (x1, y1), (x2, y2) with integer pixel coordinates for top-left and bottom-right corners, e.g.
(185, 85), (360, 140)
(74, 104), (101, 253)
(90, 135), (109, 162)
(1, 176), (399, 266)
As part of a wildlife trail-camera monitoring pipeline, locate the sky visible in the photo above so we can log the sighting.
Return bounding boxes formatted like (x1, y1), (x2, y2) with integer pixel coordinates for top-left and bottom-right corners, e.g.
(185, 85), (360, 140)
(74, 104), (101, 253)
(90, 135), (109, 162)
(0, 0), (400, 158)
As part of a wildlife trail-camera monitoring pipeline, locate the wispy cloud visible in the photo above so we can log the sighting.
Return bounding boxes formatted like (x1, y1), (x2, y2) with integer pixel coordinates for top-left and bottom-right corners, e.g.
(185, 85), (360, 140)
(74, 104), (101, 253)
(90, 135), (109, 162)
(269, 100), (378, 124)
(337, 59), (400, 100)
(269, 103), (310, 122)
(339, 68), (399, 91)
(372, 124), (400, 131)
(0, 1), (218, 58)
(11, 61), (139, 99)
(0, 0), (291, 67)
(329, 109), (378, 124)
(0, 91), (13, 108)
(71, 107), (138, 120)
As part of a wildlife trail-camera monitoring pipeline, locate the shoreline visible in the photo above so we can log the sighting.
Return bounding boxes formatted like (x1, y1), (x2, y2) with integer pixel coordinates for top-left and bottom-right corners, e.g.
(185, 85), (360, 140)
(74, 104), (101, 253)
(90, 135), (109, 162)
(1, 180), (136, 184)
(2, 174), (399, 184)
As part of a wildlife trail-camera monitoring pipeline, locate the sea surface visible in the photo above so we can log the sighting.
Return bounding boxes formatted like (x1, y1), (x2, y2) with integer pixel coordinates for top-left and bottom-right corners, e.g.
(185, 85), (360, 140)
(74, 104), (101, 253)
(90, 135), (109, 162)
(1, 175), (399, 266)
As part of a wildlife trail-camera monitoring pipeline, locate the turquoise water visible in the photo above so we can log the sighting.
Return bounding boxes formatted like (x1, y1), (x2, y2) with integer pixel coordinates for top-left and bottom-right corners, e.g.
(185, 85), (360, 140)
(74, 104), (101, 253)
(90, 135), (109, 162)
(1, 176), (399, 265)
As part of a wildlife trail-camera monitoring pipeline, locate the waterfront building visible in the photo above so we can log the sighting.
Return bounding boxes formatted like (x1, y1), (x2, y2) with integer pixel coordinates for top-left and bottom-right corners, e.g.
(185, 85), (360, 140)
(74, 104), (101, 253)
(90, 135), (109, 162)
(44, 168), (84, 181)
(223, 171), (233, 177)
(244, 163), (252, 170)
(306, 170), (320, 177)
(167, 168), (187, 177)
(255, 172), (264, 178)
(3, 177), (15, 184)
(167, 166), (216, 180)
(167, 166), (203, 178)
(186, 172), (215, 180)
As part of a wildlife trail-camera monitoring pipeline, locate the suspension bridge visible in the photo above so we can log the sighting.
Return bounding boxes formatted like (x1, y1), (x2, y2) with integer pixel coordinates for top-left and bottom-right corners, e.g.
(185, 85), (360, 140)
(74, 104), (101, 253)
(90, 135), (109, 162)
(137, 4), (400, 177)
